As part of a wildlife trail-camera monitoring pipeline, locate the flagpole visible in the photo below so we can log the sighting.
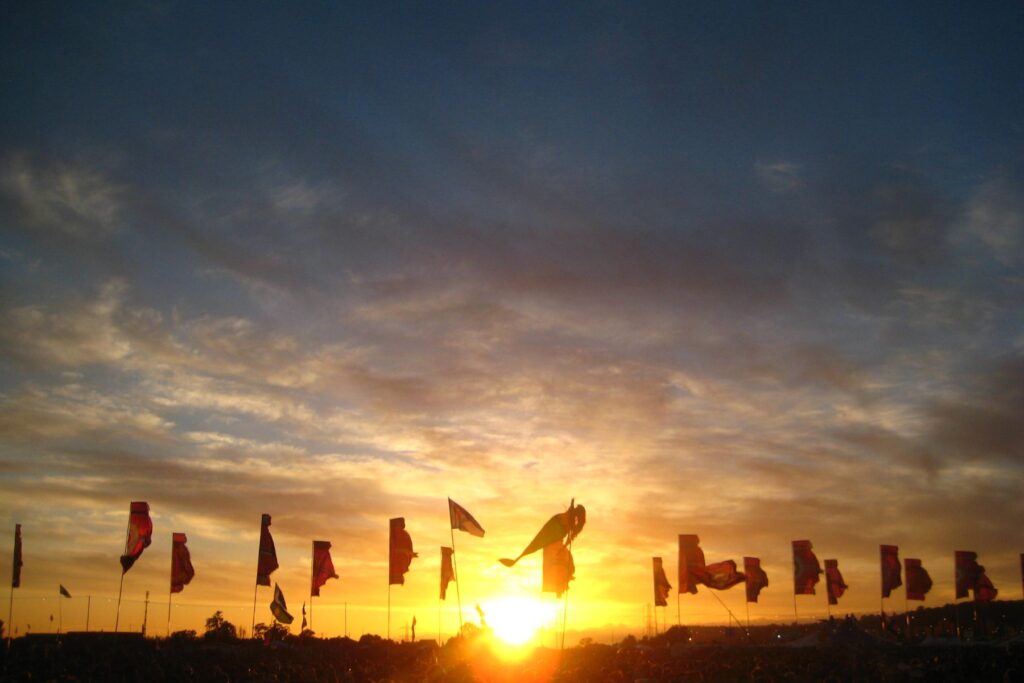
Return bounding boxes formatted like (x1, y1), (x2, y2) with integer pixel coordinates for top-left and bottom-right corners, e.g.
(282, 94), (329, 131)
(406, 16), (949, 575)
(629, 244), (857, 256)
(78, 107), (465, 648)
(59, 590), (63, 634)
(449, 525), (463, 633)
(792, 591), (798, 623)
(387, 582), (391, 641)
(676, 590), (680, 627)
(114, 513), (131, 633)
(86, 595), (91, 632)
(560, 532), (573, 650)
(344, 601), (347, 638)
(6, 584), (12, 645)
(167, 588), (172, 637)
(309, 541), (314, 632)
(745, 600), (750, 630)
(251, 581), (258, 637)
(437, 593), (442, 645)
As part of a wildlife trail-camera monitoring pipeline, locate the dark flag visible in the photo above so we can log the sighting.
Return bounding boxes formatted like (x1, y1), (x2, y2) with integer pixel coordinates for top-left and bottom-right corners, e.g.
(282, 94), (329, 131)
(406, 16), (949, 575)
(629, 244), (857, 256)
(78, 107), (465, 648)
(825, 559), (848, 605)
(744, 557), (769, 603)
(904, 558), (933, 601)
(440, 547), (455, 600)
(678, 535), (706, 594)
(389, 517), (417, 585)
(60, 584), (71, 598)
(653, 557), (672, 607)
(499, 501), (585, 567)
(311, 541), (339, 596)
(270, 583), (294, 624)
(120, 502), (153, 574)
(12, 524), (22, 588)
(696, 561), (746, 590)
(792, 540), (822, 595)
(955, 550), (997, 601)
(256, 514), (278, 586)
(448, 499), (485, 537)
(975, 572), (998, 603)
(170, 532), (195, 594)
(541, 540), (574, 597)
(880, 545), (902, 598)
(301, 602), (307, 630)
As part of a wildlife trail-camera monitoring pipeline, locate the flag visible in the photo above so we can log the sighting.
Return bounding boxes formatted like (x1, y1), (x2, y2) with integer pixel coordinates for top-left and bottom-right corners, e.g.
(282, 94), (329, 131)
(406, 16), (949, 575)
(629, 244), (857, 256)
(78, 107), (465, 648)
(270, 583), (293, 624)
(448, 498), (485, 537)
(955, 550), (997, 601)
(744, 557), (769, 603)
(904, 558), (932, 601)
(792, 540), (822, 595)
(389, 517), (417, 585)
(652, 557), (672, 607)
(500, 501), (585, 567)
(120, 502), (153, 574)
(301, 603), (307, 630)
(12, 524), (22, 588)
(541, 540), (574, 597)
(695, 560), (746, 591)
(311, 541), (339, 596)
(170, 532), (195, 594)
(440, 547), (455, 600)
(411, 615), (417, 641)
(825, 559), (848, 605)
(256, 514), (278, 586)
(60, 584), (71, 598)
(678, 535), (706, 594)
(880, 545), (901, 598)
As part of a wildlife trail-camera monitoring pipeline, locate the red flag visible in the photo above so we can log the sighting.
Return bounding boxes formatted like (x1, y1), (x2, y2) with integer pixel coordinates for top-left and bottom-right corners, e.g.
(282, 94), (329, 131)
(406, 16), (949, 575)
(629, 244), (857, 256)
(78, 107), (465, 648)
(955, 550), (998, 602)
(744, 557), (769, 603)
(11, 524), (22, 589)
(170, 532), (195, 594)
(542, 541), (574, 597)
(311, 541), (339, 596)
(256, 514), (278, 586)
(825, 559), (848, 605)
(694, 560), (746, 591)
(120, 502), (153, 574)
(652, 557), (672, 607)
(389, 517), (417, 585)
(880, 545), (902, 598)
(440, 547), (455, 600)
(448, 499), (485, 537)
(904, 558), (932, 601)
(792, 540), (822, 595)
(678, 534), (706, 594)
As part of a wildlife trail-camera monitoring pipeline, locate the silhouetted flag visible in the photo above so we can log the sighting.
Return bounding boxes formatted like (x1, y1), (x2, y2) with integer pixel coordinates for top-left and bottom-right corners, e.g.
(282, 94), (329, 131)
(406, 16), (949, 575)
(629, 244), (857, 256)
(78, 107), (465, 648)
(440, 547), (455, 600)
(270, 583), (293, 624)
(11, 524), (22, 588)
(880, 545), (902, 598)
(256, 514), (278, 586)
(120, 502), (153, 574)
(301, 603), (307, 630)
(792, 540), (822, 595)
(974, 571), (998, 603)
(955, 550), (998, 601)
(448, 498), (485, 537)
(499, 501), (585, 567)
(744, 557), (769, 603)
(825, 559), (848, 605)
(389, 518), (417, 585)
(60, 584), (71, 598)
(170, 532), (195, 594)
(542, 541), (574, 597)
(904, 558), (932, 601)
(699, 561), (746, 590)
(652, 557), (672, 607)
(678, 535), (706, 594)
(311, 541), (339, 596)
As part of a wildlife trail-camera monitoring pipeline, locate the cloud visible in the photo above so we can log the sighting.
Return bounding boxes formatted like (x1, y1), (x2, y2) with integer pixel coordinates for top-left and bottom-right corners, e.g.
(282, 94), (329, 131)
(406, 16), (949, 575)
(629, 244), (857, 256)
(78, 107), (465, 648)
(956, 177), (1024, 264)
(755, 161), (802, 193)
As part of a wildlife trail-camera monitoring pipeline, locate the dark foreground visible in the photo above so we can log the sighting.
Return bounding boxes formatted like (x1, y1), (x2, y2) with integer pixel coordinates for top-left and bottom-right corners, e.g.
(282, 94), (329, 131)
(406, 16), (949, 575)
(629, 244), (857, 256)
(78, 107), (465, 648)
(2, 630), (1023, 683)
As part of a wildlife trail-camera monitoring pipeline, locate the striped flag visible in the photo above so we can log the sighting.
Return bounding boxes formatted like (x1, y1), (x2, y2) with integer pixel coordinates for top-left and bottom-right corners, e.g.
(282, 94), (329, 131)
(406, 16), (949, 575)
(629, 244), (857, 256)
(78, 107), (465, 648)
(448, 499), (485, 537)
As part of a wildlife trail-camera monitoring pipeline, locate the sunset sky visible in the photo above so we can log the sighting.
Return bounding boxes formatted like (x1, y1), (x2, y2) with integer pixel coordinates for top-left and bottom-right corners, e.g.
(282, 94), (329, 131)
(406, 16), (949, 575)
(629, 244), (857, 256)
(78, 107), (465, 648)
(1, 2), (1022, 641)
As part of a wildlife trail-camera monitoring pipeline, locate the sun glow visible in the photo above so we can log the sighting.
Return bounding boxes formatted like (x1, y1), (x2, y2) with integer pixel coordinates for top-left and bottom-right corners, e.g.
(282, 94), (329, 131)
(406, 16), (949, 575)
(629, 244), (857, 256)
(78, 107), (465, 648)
(484, 596), (558, 647)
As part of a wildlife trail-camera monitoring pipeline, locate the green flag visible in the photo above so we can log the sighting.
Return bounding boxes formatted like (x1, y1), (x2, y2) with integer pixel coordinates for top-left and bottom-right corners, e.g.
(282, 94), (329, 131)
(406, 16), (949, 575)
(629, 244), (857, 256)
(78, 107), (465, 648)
(270, 583), (293, 624)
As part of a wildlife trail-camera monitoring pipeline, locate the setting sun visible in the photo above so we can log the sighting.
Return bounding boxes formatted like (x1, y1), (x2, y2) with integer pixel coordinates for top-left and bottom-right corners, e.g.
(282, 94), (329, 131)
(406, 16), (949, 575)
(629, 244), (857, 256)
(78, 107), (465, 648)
(483, 596), (559, 647)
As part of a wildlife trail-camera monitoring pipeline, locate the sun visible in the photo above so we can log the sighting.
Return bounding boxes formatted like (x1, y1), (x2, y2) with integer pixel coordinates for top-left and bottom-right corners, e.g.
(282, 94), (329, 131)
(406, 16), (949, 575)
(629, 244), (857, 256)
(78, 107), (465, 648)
(483, 596), (557, 647)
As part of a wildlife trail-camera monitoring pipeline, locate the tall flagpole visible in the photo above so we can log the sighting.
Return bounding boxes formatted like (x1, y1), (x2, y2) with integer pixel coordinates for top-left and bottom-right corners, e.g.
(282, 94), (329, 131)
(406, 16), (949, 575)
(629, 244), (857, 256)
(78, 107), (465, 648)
(449, 524), (463, 633)
(167, 535), (174, 636)
(387, 583), (392, 640)
(309, 541), (314, 632)
(85, 595), (91, 632)
(58, 590), (63, 634)
(251, 581), (258, 637)
(560, 532), (573, 650)
(114, 515), (131, 633)
(167, 588), (173, 637)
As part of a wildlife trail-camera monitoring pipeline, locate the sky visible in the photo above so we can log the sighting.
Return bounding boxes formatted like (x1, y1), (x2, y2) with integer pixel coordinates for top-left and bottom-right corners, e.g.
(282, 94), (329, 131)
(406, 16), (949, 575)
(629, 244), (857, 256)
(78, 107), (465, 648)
(1, 1), (1022, 641)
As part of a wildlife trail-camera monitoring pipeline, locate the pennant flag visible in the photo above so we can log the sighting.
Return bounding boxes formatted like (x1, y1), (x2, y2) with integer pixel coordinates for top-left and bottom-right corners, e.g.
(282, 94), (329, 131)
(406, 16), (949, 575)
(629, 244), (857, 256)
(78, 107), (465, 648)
(955, 550), (997, 601)
(904, 558), (932, 601)
(301, 603), (307, 630)
(744, 557), (769, 603)
(541, 540), (574, 597)
(60, 584), (71, 598)
(12, 524), (22, 588)
(311, 541), (339, 596)
(652, 557), (672, 607)
(256, 514), (278, 587)
(500, 501), (585, 567)
(389, 517), (417, 585)
(678, 535), (706, 594)
(120, 502), (153, 574)
(411, 615), (417, 641)
(270, 583), (294, 624)
(880, 545), (902, 598)
(825, 559), (848, 605)
(792, 540), (822, 595)
(440, 547), (455, 600)
(448, 498), (485, 537)
(170, 532), (195, 593)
